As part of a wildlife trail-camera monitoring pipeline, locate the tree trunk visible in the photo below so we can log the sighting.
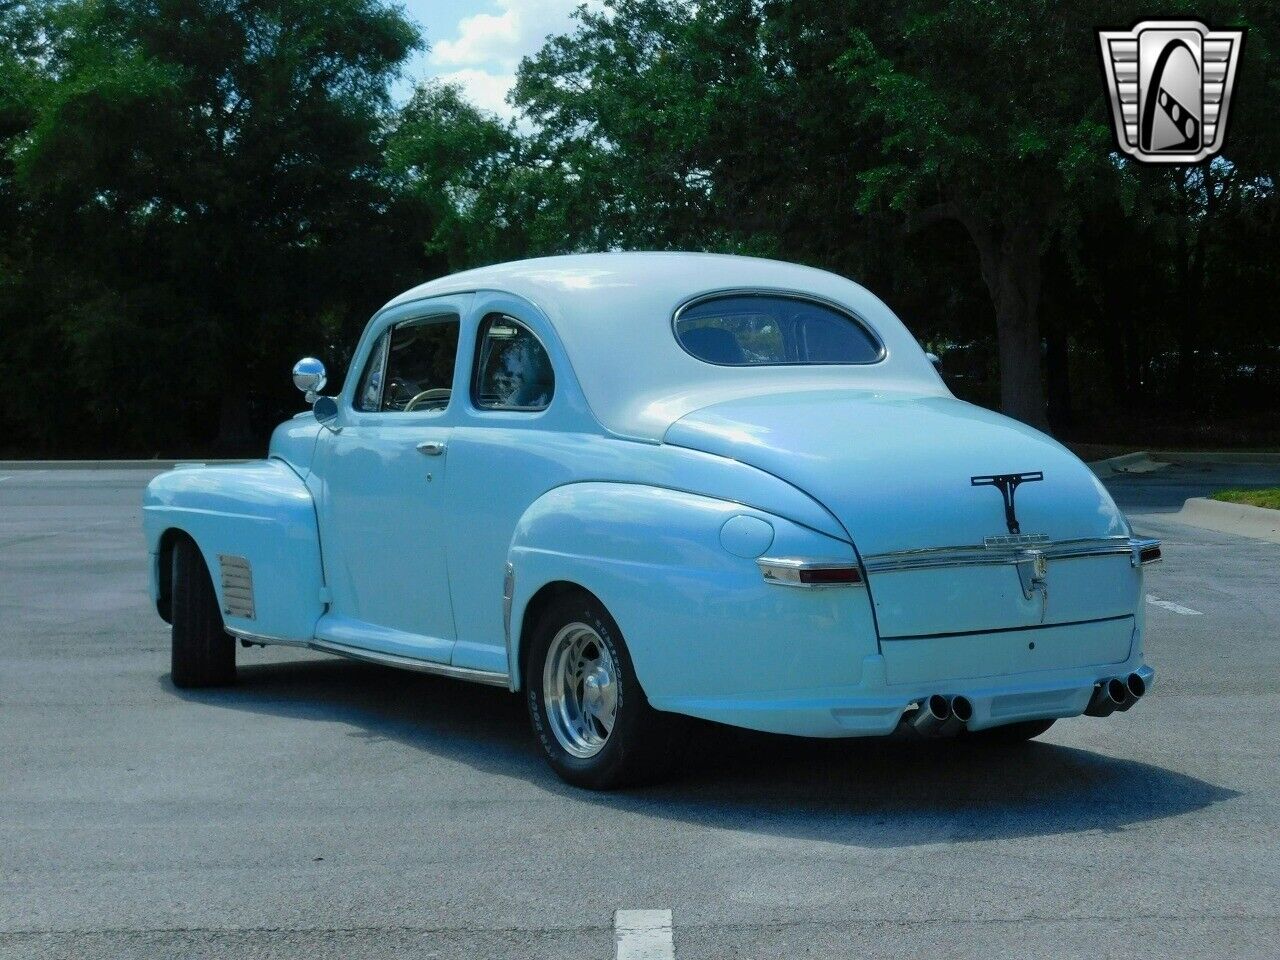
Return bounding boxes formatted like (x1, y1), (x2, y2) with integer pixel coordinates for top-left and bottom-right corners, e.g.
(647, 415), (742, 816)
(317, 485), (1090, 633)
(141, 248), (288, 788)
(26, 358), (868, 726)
(1044, 312), (1072, 432)
(965, 215), (1050, 431)
(215, 393), (255, 453)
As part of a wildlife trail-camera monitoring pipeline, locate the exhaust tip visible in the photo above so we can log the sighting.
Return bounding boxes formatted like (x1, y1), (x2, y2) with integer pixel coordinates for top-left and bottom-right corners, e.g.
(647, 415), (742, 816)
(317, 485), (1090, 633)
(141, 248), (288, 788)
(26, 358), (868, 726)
(1126, 672), (1146, 700)
(950, 695), (973, 724)
(1106, 678), (1129, 703)
(909, 694), (953, 736)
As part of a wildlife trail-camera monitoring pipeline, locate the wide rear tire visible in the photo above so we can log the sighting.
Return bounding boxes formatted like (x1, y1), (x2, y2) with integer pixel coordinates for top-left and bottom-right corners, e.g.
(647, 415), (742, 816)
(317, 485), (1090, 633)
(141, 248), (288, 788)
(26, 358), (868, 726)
(170, 537), (235, 688)
(525, 591), (683, 790)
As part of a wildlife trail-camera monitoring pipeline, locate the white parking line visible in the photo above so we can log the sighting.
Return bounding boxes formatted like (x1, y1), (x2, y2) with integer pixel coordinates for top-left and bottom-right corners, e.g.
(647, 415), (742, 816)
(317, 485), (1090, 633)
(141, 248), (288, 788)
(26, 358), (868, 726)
(0, 476), (12, 482)
(615, 909), (675, 960)
(1146, 594), (1203, 616)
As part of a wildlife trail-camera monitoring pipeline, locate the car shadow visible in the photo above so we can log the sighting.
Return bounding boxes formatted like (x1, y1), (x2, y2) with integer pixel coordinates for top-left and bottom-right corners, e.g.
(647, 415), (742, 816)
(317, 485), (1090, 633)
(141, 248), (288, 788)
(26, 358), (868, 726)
(168, 654), (1238, 848)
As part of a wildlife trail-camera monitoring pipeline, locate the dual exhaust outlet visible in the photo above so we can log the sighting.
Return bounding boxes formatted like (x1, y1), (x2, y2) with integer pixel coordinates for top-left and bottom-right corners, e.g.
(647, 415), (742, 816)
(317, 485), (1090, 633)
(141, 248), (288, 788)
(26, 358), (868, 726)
(906, 672), (1147, 736)
(908, 694), (973, 738)
(1084, 672), (1147, 717)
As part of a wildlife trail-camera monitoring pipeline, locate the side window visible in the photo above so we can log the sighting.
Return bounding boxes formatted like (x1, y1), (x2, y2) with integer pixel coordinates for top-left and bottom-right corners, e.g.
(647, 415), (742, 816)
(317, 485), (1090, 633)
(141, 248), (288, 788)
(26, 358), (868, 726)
(472, 315), (555, 411)
(355, 330), (390, 412)
(356, 316), (460, 413)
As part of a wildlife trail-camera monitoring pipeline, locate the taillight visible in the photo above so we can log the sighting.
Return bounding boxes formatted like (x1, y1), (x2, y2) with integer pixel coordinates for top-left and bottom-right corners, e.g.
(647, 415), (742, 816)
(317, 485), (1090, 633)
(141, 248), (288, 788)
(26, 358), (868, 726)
(758, 558), (864, 587)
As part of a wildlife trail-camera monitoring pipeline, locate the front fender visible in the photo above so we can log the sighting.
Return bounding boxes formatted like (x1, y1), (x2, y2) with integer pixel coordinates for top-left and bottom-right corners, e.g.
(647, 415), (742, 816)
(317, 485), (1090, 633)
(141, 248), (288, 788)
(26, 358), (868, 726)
(142, 459), (324, 643)
(507, 482), (880, 708)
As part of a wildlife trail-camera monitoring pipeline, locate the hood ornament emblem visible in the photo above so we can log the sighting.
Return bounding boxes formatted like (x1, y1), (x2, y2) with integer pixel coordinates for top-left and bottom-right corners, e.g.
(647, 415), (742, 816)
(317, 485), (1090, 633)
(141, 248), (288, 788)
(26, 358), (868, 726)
(971, 471), (1043, 535)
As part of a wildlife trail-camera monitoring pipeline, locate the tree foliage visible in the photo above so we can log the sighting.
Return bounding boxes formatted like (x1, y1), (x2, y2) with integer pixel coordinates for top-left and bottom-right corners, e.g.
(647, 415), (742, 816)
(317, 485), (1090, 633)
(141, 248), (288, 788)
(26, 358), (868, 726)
(2, 0), (425, 451)
(1, 0), (1279, 454)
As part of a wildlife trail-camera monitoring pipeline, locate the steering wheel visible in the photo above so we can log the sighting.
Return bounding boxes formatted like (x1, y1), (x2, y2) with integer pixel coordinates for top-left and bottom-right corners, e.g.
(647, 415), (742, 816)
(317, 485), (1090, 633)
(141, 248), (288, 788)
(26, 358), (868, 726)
(403, 387), (451, 411)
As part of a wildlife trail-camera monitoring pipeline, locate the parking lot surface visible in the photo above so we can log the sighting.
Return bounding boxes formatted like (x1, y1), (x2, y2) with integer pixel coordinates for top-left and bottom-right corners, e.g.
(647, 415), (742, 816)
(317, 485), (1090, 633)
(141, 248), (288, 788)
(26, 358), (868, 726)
(1, 462), (1278, 959)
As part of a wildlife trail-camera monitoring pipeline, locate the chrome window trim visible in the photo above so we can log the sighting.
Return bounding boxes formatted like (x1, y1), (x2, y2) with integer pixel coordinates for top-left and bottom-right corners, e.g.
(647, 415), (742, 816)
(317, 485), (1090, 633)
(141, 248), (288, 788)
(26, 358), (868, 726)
(671, 288), (887, 367)
(353, 312), (460, 414)
(470, 313), (555, 413)
(861, 536), (1161, 574)
(353, 328), (391, 412)
(757, 556), (866, 588)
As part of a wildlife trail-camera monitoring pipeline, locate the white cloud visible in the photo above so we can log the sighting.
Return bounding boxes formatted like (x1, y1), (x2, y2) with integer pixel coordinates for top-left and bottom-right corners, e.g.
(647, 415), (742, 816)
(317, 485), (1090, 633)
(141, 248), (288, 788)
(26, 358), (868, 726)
(432, 8), (523, 69)
(435, 68), (520, 119)
(427, 0), (596, 117)
(432, 0), (587, 70)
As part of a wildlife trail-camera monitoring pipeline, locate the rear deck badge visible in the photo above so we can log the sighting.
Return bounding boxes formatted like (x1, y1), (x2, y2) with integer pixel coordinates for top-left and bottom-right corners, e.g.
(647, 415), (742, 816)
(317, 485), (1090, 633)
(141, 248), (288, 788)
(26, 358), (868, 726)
(971, 471), (1043, 536)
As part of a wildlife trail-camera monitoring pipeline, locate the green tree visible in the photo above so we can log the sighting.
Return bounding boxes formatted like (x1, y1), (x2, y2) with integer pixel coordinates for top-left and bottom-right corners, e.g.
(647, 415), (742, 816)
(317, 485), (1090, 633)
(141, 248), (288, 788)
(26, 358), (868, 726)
(386, 81), (526, 269)
(8, 0), (422, 451)
(513, 0), (1279, 430)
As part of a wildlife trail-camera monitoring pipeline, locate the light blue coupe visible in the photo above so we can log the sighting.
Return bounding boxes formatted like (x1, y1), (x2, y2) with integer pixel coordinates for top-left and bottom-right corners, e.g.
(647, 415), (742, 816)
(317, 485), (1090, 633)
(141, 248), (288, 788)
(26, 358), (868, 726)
(143, 253), (1160, 788)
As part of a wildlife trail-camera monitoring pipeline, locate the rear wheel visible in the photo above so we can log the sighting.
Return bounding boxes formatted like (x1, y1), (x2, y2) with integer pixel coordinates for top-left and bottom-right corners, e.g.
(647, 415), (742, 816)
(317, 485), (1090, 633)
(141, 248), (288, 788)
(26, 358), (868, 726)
(525, 591), (683, 789)
(967, 718), (1055, 745)
(170, 537), (235, 688)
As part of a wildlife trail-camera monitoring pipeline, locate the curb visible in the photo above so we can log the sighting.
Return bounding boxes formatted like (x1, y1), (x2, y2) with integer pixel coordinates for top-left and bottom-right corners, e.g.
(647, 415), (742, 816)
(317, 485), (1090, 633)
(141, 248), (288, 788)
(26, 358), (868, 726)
(1150, 450), (1280, 465)
(0, 459), (249, 470)
(1172, 497), (1280, 545)
(1088, 451), (1169, 478)
(1088, 450), (1280, 477)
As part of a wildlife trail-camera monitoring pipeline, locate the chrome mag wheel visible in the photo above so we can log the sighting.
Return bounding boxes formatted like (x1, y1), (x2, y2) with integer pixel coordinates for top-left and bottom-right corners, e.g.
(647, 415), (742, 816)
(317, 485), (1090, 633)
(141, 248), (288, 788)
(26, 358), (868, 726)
(542, 621), (618, 758)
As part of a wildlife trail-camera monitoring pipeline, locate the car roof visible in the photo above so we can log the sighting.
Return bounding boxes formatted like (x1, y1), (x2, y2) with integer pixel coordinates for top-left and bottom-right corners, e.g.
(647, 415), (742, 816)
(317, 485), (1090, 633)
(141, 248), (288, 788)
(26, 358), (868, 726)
(383, 252), (945, 441)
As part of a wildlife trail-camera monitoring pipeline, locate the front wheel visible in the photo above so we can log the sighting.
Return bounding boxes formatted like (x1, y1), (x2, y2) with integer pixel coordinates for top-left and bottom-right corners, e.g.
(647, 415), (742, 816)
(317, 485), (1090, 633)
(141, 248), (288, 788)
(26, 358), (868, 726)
(170, 537), (236, 688)
(525, 591), (683, 789)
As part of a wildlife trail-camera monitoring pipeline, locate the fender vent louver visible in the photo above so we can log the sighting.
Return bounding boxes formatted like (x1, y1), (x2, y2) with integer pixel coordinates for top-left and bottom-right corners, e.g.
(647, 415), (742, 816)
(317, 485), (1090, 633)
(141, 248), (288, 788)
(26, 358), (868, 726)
(218, 554), (256, 620)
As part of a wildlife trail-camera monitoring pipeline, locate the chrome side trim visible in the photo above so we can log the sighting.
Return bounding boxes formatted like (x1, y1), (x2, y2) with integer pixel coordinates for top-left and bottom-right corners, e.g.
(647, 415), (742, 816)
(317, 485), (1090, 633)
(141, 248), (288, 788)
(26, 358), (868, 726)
(863, 536), (1151, 574)
(225, 626), (309, 648)
(217, 554), (256, 619)
(757, 556), (865, 588)
(502, 562), (515, 648)
(309, 638), (510, 687)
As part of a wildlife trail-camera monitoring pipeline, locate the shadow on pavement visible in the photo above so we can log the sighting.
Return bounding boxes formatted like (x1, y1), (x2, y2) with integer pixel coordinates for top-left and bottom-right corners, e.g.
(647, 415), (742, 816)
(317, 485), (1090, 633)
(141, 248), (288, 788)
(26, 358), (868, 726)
(169, 655), (1238, 848)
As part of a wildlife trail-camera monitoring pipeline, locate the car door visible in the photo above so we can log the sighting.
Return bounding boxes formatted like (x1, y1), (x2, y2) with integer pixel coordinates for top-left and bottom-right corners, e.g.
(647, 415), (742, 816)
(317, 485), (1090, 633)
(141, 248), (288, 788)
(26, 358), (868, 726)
(442, 299), (571, 675)
(309, 298), (469, 663)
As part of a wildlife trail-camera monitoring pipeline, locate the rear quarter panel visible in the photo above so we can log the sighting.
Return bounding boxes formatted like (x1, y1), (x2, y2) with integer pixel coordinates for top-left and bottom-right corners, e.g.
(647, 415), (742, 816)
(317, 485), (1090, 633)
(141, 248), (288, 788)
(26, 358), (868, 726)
(507, 482), (880, 706)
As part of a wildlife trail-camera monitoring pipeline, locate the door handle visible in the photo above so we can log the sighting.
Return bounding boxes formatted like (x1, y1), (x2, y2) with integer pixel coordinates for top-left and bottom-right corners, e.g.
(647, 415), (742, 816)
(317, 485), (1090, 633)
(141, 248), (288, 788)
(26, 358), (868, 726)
(417, 441), (446, 456)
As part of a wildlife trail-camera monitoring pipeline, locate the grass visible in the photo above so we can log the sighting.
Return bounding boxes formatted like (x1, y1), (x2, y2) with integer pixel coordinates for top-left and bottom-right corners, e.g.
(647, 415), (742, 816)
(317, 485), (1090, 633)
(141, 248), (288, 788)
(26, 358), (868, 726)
(1211, 488), (1280, 510)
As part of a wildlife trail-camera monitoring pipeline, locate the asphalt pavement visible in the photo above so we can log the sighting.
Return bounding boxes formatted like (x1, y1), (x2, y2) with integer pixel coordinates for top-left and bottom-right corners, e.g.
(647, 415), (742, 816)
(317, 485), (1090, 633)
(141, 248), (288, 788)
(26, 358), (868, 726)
(1, 462), (1278, 959)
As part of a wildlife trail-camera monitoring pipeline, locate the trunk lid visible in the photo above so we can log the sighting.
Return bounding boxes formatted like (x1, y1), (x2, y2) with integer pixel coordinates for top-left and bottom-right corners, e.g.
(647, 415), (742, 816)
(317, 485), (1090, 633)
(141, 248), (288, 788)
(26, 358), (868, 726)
(665, 390), (1135, 639)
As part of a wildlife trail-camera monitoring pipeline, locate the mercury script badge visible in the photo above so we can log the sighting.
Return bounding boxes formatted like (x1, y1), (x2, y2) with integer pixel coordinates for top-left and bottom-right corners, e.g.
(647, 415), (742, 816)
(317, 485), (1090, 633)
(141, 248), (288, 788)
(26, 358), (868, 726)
(1098, 20), (1244, 164)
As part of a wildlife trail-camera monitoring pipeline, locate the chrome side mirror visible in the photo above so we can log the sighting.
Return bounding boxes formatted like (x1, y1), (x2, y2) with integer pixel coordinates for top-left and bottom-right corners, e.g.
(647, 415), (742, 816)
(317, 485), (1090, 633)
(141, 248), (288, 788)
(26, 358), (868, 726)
(292, 357), (327, 404)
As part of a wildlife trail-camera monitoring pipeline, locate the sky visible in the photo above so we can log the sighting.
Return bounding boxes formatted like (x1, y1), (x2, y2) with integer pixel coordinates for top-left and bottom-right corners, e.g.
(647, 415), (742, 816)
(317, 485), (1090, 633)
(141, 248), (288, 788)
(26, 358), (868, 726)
(398, 0), (591, 119)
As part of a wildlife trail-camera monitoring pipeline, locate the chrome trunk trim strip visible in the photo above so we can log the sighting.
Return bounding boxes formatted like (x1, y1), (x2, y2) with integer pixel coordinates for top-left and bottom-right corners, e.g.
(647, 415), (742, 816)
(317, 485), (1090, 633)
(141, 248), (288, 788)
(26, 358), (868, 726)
(863, 536), (1158, 574)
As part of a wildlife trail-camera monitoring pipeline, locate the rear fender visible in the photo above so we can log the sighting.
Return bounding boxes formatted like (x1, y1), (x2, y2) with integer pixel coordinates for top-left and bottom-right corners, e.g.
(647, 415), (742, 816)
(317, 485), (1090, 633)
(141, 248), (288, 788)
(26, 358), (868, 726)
(142, 459), (324, 643)
(507, 482), (879, 705)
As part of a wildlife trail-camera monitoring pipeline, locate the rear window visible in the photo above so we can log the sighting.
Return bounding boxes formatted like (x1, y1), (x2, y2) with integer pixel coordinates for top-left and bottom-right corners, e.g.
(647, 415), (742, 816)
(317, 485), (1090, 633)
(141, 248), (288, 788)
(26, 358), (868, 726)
(674, 293), (883, 366)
